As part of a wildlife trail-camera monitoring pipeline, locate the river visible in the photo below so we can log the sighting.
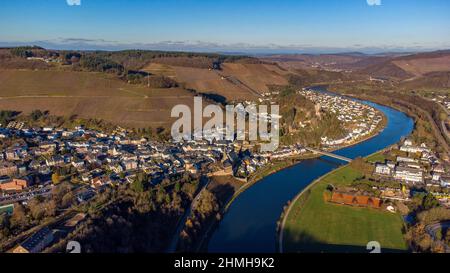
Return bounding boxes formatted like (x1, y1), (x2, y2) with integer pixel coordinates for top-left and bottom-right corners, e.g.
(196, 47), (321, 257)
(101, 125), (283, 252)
(208, 89), (414, 253)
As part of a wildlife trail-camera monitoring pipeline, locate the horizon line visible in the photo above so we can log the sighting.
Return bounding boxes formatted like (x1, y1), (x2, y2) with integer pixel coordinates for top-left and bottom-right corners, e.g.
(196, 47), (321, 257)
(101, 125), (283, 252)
(1, 39), (449, 55)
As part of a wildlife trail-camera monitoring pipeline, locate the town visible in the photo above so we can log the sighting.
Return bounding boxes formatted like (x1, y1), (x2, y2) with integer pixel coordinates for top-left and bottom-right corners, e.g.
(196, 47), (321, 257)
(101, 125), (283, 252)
(299, 89), (384, 146)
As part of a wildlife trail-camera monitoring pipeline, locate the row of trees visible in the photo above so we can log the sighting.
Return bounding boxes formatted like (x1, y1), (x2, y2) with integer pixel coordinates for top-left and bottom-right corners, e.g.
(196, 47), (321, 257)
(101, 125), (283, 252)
(125, 71), (178, 88)
(178, 189), (220, 252)
(10, 47), (33, 58)
(406, 207), (450, 253)
(92, 50), (255, 70)
(0, 110), (19, 126)
(0, 183), (75, 245)
(79, 55), (125, 74)
(9, 46), (49, 58)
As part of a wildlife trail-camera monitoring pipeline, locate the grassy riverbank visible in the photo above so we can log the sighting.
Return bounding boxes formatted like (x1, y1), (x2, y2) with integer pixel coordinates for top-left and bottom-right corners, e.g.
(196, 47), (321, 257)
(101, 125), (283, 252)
(281, 157), (408, 253)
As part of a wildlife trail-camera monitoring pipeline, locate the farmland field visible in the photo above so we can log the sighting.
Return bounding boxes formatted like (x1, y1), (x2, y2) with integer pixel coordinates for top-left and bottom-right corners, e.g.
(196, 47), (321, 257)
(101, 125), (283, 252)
(283, 165), (408, 253)
(221, 63), (288, 92)
(144, 62), (289, 101)
(0, 69), (196, 128)
(393, 55), (450, 77)
(171, 66), (254, 100)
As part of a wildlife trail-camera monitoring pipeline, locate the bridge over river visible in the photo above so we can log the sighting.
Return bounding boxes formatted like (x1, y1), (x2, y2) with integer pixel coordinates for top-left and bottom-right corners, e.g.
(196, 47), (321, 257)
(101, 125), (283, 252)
(305, 147), (353, 163)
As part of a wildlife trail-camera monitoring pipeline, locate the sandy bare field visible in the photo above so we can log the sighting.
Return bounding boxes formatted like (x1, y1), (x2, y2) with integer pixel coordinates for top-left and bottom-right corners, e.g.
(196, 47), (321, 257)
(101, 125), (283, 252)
(0, 70), (196, 128)
(221, 63), (288, 92)
(393, 55), (450, 77)
(144, 62), (289, 101)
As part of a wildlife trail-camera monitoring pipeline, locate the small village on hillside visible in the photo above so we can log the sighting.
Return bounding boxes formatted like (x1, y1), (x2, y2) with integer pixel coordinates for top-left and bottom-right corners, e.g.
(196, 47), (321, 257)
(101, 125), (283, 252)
(300, 89), (384, 146)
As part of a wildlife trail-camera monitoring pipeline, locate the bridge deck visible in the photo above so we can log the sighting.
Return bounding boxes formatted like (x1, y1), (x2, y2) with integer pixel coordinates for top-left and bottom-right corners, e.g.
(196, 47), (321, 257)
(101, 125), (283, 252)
(305, 147), (352, 163)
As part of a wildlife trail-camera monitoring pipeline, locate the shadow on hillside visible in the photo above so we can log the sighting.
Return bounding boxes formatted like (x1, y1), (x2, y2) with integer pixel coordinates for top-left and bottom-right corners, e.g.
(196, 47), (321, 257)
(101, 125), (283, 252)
(209, 183), (236, 206)
(200, 92), (228, 105)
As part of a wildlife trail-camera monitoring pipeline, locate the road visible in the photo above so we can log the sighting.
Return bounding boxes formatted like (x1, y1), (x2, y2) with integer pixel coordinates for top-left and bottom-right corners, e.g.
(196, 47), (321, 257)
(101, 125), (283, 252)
(166, 176), (210, 253)
(425, 221), (450, 253)
(0, 184), (52, 206)
(422, 96), (450, 143)
(433, 99), (450, 141)
(215, 71), (262, 98)
(442, 121), (450, 141)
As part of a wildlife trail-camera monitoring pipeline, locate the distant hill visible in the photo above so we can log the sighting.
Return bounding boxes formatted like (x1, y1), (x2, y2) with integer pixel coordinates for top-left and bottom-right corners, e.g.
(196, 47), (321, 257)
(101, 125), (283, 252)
(263, 50), (450, 78)
(91, 50), (262, 71)
(261, 54), (368, 70)
(359, 60), (415, 80)
(1, 46), (449, 130)
(392, 51), (450, 77)
(0, 46), (281, 99)
(360, 50), (450, 82)
(0, 47), (289, 129)
(401, 71), (450, 89)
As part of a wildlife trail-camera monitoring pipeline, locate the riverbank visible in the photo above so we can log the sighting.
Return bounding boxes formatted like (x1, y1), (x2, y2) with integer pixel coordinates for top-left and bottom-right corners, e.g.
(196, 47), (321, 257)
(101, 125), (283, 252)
(327, 86), (449, 156)
(204, 88), (400, 252)
(196, 131), (387, 252)
(278, 149), (409, 253)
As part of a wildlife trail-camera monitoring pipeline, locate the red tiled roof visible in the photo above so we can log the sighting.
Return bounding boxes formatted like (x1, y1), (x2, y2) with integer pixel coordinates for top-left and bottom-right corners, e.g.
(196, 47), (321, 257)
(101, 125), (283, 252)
(330, 192), (381, 208)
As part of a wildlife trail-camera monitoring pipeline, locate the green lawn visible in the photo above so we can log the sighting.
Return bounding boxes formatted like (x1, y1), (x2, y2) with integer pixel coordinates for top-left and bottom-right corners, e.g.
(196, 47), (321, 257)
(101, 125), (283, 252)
(366, 153), (387, 163)
(283, 165), (408, 253)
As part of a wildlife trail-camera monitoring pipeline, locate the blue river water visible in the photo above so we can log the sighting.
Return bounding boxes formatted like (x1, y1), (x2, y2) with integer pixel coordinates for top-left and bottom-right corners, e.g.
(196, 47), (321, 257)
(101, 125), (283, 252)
(208, 92), (414, 253)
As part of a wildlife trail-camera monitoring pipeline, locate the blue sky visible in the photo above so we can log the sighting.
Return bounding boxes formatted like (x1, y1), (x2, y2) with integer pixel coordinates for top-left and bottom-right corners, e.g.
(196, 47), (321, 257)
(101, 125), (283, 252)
(0, 0), (449, 53)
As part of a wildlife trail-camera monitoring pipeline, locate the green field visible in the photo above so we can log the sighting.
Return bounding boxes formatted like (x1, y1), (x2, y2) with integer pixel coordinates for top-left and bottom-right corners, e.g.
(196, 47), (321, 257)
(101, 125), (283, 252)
(283, 165), (408, 253)
(366, 152), (387, 163)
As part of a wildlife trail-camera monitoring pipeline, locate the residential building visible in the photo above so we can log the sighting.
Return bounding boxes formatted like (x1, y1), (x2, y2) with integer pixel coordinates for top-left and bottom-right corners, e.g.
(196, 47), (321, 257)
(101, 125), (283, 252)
(375, 163), (391, 175)
(12, 227), (54, 253)
(394, 166), (424, 184)
(0, 161), (17, 176)
(0, 178), (29, 192)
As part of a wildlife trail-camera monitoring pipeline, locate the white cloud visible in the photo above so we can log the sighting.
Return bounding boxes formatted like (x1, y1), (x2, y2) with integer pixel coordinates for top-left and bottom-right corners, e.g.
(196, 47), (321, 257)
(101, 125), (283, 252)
(367, 0), (381, 6)
(67, 0), (81, 6)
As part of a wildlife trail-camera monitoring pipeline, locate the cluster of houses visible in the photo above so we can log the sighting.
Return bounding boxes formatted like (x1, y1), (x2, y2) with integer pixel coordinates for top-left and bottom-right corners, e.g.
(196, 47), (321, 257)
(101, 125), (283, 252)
(374, 139), (447, 186)
(0, 121), (313, 253)
(300, 89), (383, 146)
(26, 56), (60, 64)
(0, 121), (314, 203)
(373, 139), (450, 207)
(0, 124), (218, 194)
(430, 94), (450, 112)
(0, 88), (391, 203)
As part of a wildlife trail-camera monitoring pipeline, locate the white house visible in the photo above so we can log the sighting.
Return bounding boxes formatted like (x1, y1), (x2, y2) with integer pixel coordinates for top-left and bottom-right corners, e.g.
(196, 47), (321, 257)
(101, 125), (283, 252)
(375, 163), (391, 175)
(394, 166), (424, 184)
